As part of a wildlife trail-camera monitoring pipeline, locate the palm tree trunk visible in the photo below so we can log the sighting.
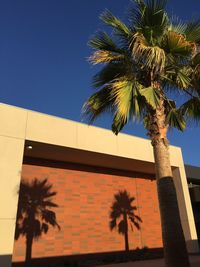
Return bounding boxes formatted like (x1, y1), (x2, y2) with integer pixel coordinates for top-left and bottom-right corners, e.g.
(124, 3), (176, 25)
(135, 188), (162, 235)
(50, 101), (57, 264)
(149, 101), (190, 267)
(152, 138), (190, 267)
(123, 213), (129, 251)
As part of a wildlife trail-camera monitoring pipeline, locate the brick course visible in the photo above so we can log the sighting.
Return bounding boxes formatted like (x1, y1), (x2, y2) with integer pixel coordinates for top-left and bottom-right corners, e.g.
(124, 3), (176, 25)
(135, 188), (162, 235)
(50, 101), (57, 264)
(12, 159), (162, 262)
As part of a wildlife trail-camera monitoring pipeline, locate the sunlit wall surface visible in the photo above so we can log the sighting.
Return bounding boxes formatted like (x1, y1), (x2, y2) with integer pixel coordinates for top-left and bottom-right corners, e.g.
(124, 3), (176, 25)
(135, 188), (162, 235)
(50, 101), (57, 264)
(12, 159), (162, 262)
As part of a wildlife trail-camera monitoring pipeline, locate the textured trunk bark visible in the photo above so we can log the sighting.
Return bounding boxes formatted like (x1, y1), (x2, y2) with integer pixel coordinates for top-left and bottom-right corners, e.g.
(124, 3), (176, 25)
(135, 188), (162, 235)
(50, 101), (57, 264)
(148, 93), (190, 266)
(123, 213), (129, 251)
(152, 139), (190, 267)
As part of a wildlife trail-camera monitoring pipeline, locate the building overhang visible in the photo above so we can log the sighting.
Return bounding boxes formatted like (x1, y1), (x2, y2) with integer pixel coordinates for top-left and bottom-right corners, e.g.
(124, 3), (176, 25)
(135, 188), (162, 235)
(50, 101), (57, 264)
(0, 102), (185, 172)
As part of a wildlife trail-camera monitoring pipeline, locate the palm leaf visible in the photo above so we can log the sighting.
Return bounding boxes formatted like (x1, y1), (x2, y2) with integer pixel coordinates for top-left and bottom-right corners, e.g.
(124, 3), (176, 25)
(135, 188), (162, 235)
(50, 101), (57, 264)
(88, 31), (127, 65)
(175, 67), (192, 89)
(112, 95), (144, 135)
(111, 79), (134, 134)
(139, 86), (161, 109)
(89, 50), (125, 65)
(112, 113), (127, 134)
(100, 10), (131, 37)
(162, 31), (195, 57)
(111, 78), (144, 134)
(169, 17), (187, 35)
(184, 20), (200, 43)
(88, 31), (119, 52)
(82, 86), (114, 123)
(132, 91), (142, 119)
(131, 33), (166, 73)
(130, 0), (169, 43)
(92, 62), (127, 88)
(164, 98), (176, 113)
(164, 65), (192, 90)
(166, 108), (186, 131)
(112, 80), (134, 122)
(180, 97), (200, 123)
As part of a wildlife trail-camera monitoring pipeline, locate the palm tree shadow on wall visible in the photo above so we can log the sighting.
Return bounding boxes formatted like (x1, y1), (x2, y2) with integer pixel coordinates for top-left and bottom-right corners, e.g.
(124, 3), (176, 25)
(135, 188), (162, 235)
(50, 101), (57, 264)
(15, 178), (60, 264)
(109, 190), (142, 252)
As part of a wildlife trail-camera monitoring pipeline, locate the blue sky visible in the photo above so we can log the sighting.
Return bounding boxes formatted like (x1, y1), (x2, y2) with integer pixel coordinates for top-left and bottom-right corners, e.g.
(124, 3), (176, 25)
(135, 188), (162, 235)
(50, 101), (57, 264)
(0, 0), (200, 166)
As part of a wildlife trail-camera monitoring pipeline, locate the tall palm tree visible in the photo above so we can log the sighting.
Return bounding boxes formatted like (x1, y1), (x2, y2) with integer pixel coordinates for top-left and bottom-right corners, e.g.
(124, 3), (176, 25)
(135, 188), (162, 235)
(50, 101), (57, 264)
(15, 178), (60, 263)
(109, 190), (142, 251)
(83, 1), (200, 266)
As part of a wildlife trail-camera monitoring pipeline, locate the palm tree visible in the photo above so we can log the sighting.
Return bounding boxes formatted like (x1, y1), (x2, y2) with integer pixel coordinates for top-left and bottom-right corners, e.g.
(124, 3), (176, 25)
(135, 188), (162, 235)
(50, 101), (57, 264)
(109, 190), (142, 251)
(82, 1), (200, 266)
(15, 178), (60, 263)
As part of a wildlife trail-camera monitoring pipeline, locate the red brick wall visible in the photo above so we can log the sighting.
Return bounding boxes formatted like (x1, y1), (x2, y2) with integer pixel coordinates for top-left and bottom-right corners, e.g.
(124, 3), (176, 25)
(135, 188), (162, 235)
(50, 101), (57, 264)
(12, 158), (162, 262)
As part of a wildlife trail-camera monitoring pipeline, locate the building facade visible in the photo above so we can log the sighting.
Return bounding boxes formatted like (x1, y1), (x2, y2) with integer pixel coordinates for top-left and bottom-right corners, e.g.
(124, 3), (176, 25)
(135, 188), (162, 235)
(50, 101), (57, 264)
(0, 103), (199, 267)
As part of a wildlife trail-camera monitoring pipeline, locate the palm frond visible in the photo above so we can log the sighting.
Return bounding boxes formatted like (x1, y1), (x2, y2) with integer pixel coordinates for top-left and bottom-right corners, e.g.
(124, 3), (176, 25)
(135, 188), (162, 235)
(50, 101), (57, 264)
(111, 78), (144, 134)
(88, 31), (127, 65)
(164, 98), (176, 112)
(166, 108), (186, 131)
(88, 31), (119, 52)
(130, 0), (169, 43)
(132, 91), (143, 119)
(89, 50), (125, 65)
(112, 79), (134, 123)
(180, 97), (200, 123)
(139, 86), (161, 109)
(82, 86), (113, 123)
(162, 31), (196, 58)
(131, 33), (166, 73)
(184, 19), (200, 43)
(112, 113), (127, 134)
(168, 16), (187, 35)
(175, 66), (192, 89)
(164, 64), (192, 91)
(129, 0), (146, 29)
(92, 62), (128, 88)
(100, 10), (131, 37)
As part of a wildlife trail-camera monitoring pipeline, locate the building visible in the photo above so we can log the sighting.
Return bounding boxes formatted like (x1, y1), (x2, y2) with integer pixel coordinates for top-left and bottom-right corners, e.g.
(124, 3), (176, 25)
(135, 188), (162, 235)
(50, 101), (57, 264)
(0, 103), (199, 267)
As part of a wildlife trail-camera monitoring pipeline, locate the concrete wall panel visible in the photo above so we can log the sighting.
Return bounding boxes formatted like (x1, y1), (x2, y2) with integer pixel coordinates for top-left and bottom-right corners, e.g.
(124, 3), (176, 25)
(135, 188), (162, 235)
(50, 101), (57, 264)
(0, 104), (27, 139)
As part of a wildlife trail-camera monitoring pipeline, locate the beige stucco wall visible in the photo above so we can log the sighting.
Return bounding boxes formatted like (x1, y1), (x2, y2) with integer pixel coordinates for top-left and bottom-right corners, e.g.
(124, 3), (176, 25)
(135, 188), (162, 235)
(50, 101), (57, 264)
(0, 103), (199, 267)
(0, 105), (26, 267)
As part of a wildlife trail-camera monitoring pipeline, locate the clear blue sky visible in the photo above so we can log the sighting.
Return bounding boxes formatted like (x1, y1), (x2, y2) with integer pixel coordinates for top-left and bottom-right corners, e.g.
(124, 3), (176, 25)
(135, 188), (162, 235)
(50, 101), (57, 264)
(0, 0), (200, 166)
